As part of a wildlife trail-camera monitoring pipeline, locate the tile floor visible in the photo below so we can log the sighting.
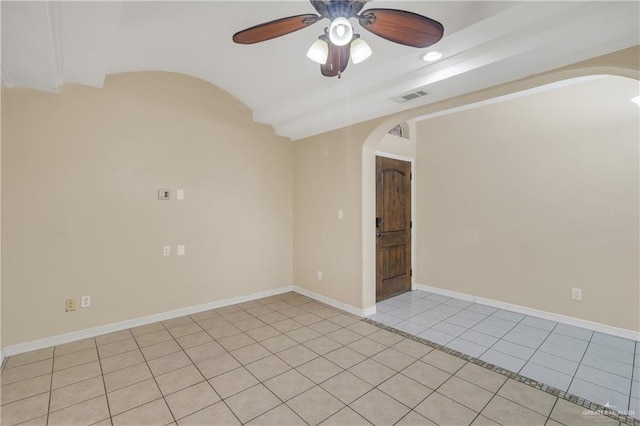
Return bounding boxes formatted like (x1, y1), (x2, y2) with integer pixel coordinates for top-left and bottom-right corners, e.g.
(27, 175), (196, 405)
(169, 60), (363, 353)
(371, 289), (639, 421)
(0, 291), (629, 425)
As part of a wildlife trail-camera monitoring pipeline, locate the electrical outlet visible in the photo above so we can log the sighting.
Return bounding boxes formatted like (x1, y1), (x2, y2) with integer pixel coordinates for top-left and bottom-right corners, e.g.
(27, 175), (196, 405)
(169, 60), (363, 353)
(163, 246), (170, 256)
(158, 189), (170, 200)
(317, 270), (323, 280)
(81, 295), (91, 308)
(571, 288), (582, 301)
(65, 299), (76, 312)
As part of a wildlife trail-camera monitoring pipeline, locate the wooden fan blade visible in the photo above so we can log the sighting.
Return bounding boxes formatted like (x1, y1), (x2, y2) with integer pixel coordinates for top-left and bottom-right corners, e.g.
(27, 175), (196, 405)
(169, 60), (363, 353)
(233, 14), (320, 44)
(358, 9), (444, 48)
(321, 42), (350, 77)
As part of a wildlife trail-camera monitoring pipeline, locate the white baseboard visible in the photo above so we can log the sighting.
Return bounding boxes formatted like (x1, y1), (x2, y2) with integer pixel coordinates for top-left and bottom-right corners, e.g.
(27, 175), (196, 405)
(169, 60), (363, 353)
(2, 285), (375, 359)
(2, 286), (295, 358)
(292, 286), (376, 317)
(416, 283), (640, 342)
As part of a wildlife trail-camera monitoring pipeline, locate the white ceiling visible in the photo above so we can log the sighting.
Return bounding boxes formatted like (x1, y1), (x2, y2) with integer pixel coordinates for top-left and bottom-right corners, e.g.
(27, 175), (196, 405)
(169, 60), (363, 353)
(2, 1), (639, 140)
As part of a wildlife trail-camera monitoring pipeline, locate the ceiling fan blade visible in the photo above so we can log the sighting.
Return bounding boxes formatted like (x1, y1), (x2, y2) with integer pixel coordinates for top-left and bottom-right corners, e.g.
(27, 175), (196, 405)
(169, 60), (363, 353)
(233, 14), (320, 44)
(358, 9), (444, 48)
(321, 42), (350, 77)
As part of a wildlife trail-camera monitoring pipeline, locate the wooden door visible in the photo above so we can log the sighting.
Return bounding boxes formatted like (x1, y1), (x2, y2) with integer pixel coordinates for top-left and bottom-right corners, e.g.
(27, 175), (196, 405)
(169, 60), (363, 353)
(376, 156), (412, 301)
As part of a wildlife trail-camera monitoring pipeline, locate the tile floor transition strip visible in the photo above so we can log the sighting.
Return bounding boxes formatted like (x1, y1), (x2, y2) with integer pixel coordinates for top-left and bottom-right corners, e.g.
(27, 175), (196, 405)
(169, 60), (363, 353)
(363, 317), (640, 425)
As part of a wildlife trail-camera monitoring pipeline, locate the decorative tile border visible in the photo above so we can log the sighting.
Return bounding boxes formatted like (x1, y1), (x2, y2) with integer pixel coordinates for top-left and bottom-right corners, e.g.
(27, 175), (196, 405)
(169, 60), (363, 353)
(363, 317), (640, 426)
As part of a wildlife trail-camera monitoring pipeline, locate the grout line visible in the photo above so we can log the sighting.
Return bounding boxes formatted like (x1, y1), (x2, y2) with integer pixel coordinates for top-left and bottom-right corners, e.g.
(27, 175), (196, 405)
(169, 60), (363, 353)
(94, 337), (114, 425)
(629, 341), (637, 412)
(566, 331), (594, 392)
(44, 345), (55, 426)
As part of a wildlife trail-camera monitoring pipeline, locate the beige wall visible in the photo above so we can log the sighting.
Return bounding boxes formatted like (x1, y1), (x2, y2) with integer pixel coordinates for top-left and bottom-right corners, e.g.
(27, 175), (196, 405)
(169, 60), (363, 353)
(416, 76), (639, 331)
(1, 72), (293, 346)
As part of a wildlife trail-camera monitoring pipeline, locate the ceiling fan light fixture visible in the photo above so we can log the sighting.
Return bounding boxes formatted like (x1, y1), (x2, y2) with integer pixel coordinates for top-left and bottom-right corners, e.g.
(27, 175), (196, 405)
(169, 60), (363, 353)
(307, 37), (329, 64)
(329, 17), (353, 46)
(351, 37), (372, 64)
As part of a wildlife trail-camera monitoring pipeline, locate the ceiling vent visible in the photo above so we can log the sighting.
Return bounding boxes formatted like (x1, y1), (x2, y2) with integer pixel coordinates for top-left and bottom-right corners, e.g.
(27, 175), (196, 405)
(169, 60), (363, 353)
(392, 88), (429, 103)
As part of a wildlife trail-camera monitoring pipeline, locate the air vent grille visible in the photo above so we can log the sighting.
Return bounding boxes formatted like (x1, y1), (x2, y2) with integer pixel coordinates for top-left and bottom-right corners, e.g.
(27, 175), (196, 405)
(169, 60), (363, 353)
(392, 89), (429, 104)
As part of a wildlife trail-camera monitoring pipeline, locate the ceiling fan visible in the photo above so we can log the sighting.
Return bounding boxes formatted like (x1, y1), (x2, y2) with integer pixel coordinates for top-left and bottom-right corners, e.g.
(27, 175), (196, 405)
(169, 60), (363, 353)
(232, 0), (444, 78)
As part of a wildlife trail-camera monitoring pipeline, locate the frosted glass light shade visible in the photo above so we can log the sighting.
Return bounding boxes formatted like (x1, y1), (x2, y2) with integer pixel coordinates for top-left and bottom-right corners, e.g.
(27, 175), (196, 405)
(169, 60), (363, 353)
(307, 38), (329, 64)
(351, 37), (372, 64)
(329, 17), (353, 46)
(632, 96), (640, 107)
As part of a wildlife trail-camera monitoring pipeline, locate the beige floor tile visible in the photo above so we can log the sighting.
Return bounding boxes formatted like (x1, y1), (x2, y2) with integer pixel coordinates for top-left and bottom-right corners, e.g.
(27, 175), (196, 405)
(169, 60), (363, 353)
(320, 371), (372, 404)
(549, 399), (620, 425)
(247, 403), (307, 425)
(243, 305), (274, 317)
(497, 379), (557, 417)
(221, 311), (254, 323)
(377, 373), (432, 408)
(162, 315), (195, 329)
(395, 410), (437, 426)
(230, 343), (271, 365)
(401, 360), (451, 390)
(14, 414), (47, 426)
(348, 359), (395, 387)
(0, 373), (51, 405)
(183, 341), (225, 364)
(347, 338), (387, 357)
(53, 347), (98, 371)
(422, 349), (467, 374)
(367, 330), (404, 347)
(208, 367), (259, 399)
(256, 312), (288, 325)
(107, 378), (162, 415)
(95, 330), (132, 346)
(296, 357), (343, 384)
(177, 401), (240, 426)
(346, 322), (380, 337)
(201, 325), (240, 341)
(234, 318), (266, 332)
(277, 345), (319, 368)
(245, 325), (281, 342)
(304, 336), (343, 355)
(131, 322), (166, 337)
(371, 347), (415, 372)
(324, 347), (367, 369)
(196, 317), (229, 331)
(271, 319), (304, 333)
(156, 365), (205, 396)
(260, 334), (298, 354)
(326, 329), (361, 346)
(51, 360), (102, 389)
(293, 313), (323, 326)
(225, 384), (281, 423)
(309, 320), (343, 335)
(1, 360), (52, 386)
(328, 314), (361, 328)
(350, 388), (410, 425)
(391, 339), (434, 359)
(176, 331), (214, 349)
(455, 363), (507, 393)
(287, 327), (323, 344)
(0, 392), (49, 425)
(100, 349), (145, 373)
(54, 339), (96, 357)
(245, 355), (291, 382)
(218, 333), (255, 352)
(196, 353), (241, 379)
(3, 348), (53, 370)
(147, 351), (192, 376)
(104, 362), (153, 393)
(134, 329), (173, 348)
(481, 395), (547, 426)
(415, 392), (477, 425)
(189, 309), (220, 322)
(168, 323), (202, 339)
(165, 381), (220, 420)
(112, 398), (174, 426)
(48, 395), (110, 426)
(97, 338), (139, 359)
(49, 375), (105, 412)
(264, 369), (314, 401)
(471, 415), (502, 425)
(287, 386), (345, 425)
(438, 376), (494, 412)
(319, 406), (372, 425)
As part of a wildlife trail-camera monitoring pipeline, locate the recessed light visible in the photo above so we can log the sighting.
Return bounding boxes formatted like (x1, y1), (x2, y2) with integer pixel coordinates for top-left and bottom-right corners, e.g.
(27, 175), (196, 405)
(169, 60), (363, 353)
(631, 96), (640, 107)
(422, 51), (442, 62)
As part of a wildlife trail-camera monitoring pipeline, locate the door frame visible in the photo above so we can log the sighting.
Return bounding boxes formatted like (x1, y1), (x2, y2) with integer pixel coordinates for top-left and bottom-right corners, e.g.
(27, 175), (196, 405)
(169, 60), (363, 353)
(375, 151), (416, 294)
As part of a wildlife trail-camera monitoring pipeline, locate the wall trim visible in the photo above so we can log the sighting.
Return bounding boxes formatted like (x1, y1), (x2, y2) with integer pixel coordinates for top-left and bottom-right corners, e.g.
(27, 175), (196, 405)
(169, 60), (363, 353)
(2, 286), (375, 359)
(292, 286), (376, 318)
(416, 283), (640, 342)
(374, 151), (414, 163)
